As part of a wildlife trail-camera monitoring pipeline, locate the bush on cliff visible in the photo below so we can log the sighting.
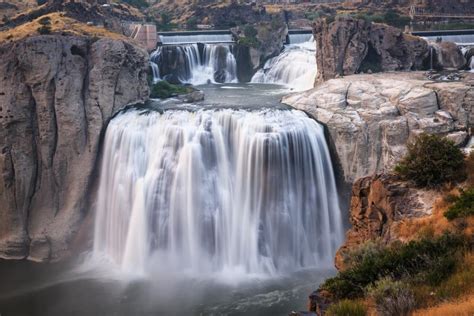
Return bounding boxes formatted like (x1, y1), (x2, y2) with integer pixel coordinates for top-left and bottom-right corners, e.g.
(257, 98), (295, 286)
(367, 278), (416, 316)
(444, 188), (474, 221)
(321, 233), (467, 299)
(395, 134), (466, 188)
(326, 299), (367, 316)
(150, 80), (192, 99)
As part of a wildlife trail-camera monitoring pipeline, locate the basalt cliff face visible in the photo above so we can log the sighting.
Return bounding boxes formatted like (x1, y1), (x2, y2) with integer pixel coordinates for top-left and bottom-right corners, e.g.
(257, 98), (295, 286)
(283, 72), (474, 183)
(0, 35), (149, 262)
(313, 17), (429, 83)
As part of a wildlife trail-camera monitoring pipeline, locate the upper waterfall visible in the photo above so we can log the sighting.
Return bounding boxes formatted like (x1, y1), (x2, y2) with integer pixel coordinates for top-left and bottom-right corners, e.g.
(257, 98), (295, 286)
(93, 107), (343, 276)
(151, 44), (238, 85)
(251, 38), (317, 91)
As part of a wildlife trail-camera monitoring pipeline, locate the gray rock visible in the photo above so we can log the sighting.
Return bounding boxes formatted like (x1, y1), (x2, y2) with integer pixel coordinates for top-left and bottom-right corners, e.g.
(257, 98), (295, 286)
(313, 16), (429, 83)
(0, 35), (149, 261)
(283, 72), (473, 182)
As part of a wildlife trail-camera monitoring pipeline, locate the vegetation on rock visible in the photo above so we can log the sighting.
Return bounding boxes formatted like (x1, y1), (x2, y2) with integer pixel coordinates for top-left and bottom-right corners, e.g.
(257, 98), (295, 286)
(150, 80), (193, 99)
(444, 188), (474, 221)
(367, 278), (416, 316)
(395, 134), (466, 188)
(326, 299), (367, 316)
(321, 233), (468, 300)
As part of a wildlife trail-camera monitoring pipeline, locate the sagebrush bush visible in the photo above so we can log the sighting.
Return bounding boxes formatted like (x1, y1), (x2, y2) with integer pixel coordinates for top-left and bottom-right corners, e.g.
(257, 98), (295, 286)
(444, 188), (474, 221)
(326, 299), (367, 316)
(368, 278), (416, 316)
(395, 134), (466, 188)
(321, 233), (467, 299)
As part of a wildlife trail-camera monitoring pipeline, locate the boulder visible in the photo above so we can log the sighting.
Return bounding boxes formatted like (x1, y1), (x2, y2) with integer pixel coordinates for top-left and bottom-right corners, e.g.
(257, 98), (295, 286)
(283, 72), (474, 182)
(0, 35), (149, 261)
(432, 41), (467, 70)
(313, 17), (429, 83)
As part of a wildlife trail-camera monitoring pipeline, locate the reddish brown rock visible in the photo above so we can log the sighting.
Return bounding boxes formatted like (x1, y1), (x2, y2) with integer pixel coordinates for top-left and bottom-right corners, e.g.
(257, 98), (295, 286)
(334, 173), (435, 270)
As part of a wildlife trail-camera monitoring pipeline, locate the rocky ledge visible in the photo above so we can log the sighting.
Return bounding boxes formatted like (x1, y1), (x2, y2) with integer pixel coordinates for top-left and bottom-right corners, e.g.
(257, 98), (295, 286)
(0, 35), (149, 262)
(283, 72), (474, 183)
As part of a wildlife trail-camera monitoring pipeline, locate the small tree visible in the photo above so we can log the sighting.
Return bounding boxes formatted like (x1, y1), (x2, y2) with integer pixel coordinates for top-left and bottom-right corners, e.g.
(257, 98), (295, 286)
(395, 133), (466, 188)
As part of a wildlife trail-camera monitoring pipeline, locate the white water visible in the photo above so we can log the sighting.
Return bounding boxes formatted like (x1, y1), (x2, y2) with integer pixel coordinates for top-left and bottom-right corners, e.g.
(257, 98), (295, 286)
(151, 44), (237, 85)
(288, 33), (313, 45)
(93, 108), (343, 277)
(251, 39), (316, 91)
(159, 34), (234, 45)
(470, 56), (474, 72)
(423, 34), (474, 46)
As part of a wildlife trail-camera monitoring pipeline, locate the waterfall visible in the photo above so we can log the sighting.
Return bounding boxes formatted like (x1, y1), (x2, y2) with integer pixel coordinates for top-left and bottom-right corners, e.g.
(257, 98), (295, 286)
(251, 38), (316, 91)
(93, 108), (343, 276)
(470, 56), (474, 72)
(288, 33), (313, 45)
(151, 44), (237, 85)
(159, 34), (234, 45)
(150, 62), (160, 83)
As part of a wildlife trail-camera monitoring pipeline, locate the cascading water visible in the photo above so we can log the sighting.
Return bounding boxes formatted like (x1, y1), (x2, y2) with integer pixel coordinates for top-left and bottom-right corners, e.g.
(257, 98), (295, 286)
(151, 44), (237, 85)
(93, 108), (343, 276)
(251, 38), (316, 91)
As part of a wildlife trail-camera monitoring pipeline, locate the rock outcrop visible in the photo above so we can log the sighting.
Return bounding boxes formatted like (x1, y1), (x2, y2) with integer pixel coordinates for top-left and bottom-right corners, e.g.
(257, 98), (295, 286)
(430, 41), (467, 70)
(334, 173), (436, 270)
(283, 72), (474, 182)
(0, 35), (149, 261)
(232, 20), (288, 82)
(313, 17), (429, 83)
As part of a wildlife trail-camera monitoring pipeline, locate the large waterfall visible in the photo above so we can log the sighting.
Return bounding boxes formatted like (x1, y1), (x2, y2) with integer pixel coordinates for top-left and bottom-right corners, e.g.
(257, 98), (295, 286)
(151, 44), (237, 85)
(93, 108), (343, 276)
(251, 39), (317, 91)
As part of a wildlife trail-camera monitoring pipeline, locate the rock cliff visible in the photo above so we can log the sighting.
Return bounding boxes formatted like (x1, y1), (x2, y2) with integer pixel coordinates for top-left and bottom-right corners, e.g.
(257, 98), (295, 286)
(313, 17), (429, 83)
(0, 35), (149, 261)
(283, 72), (474, 182)
(334, 173), (435, 270)
(232, 21), (288, 82)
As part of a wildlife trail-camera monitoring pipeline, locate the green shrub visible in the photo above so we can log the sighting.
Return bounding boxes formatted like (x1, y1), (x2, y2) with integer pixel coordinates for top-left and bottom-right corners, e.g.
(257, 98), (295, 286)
(326, 299), (367, 316)
(243, 25), (258, 38)
(321, 233), (467, 299)
(367, 278), (416, 316)
(150, 80), (191, 99)
(395, 134), (466, 188)
(444, 188), (474, 221)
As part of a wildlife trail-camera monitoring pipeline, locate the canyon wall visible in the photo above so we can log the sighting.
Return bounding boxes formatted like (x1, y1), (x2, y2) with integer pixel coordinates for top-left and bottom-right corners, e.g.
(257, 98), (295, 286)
(313, 16), (429, 83)
(283, 72), (474, 183)
(0, 35), (149, 262)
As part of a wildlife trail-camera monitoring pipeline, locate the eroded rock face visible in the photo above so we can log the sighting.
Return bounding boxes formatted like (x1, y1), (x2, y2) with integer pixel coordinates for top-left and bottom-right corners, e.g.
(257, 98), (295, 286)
(334, 173), (436, 270)
(232, 20), (288, 81)
(313, 17), (429, 83)
(431, 41), (467, 70)
(0, 35), (149, 261)
(283, 72), (474, 182)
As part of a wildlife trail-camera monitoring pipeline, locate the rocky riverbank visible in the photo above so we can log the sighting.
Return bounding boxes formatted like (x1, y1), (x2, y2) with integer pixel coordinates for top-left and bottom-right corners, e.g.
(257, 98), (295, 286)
(0, 34), (149, 262)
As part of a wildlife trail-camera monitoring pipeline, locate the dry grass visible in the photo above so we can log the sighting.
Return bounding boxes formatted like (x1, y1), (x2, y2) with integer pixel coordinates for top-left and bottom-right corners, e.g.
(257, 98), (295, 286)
(413, 295), (474, 316)
(394, 185), (474, 241)
(0, 12), (127, 43)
